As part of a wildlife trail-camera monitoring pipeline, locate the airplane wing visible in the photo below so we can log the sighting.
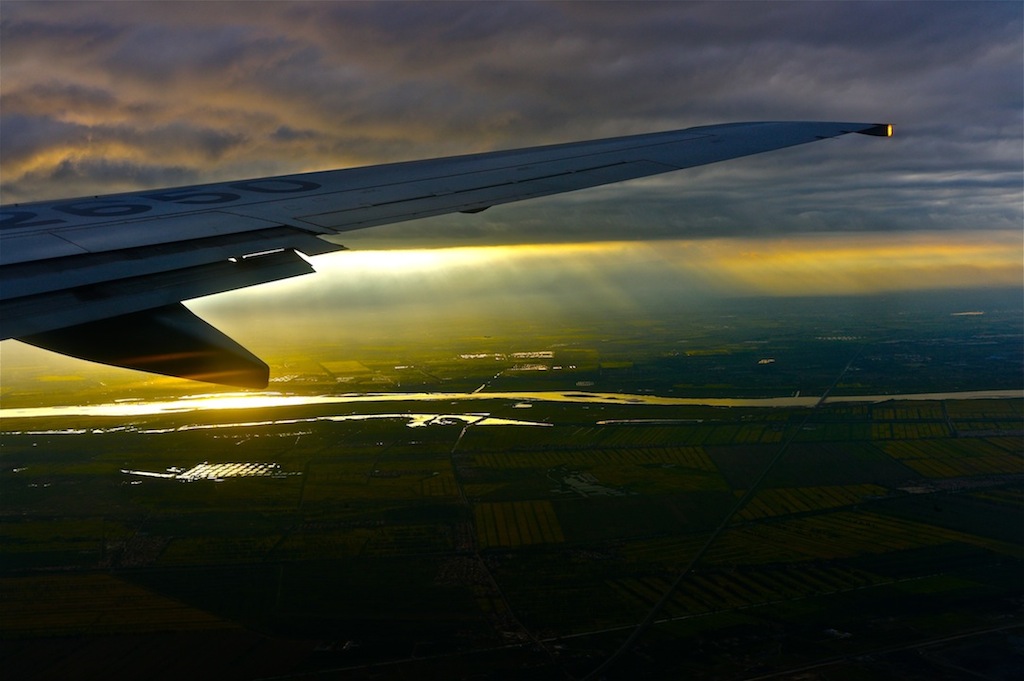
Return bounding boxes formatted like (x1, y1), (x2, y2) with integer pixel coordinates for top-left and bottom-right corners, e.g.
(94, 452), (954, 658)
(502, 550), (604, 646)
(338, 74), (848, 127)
(0, 121), (892, 388)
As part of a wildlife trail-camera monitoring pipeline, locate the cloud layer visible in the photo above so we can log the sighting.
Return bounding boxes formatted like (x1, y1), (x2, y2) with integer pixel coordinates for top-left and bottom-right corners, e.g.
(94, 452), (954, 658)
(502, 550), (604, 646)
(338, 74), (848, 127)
(1, 1), (1021, 243)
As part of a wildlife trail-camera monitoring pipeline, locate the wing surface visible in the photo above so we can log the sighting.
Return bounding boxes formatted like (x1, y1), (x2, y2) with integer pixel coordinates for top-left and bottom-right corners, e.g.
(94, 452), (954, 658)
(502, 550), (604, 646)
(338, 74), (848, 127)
(0, 121), (891, 387)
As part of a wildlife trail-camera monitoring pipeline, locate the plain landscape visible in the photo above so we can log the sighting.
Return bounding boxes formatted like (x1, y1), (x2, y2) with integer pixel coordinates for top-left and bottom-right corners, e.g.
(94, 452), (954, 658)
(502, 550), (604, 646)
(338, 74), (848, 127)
(1, 288), (1021, 680)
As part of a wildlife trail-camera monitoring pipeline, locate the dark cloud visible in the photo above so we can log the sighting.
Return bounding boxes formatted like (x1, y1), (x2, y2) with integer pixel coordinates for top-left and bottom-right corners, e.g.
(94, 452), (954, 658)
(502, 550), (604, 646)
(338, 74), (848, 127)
(0, 113), (84, 166)
(1, 1), (1020, 241)
(270, 125), (319, 142)
(0, 16), (128, 62)
(2, 82), (118, 116)
(47, 157), (198, 192)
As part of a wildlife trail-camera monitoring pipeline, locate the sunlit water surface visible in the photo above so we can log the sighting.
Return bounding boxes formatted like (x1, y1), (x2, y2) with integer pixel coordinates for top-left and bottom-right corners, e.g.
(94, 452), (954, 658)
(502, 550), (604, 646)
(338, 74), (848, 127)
(3, 388), (1020, 421)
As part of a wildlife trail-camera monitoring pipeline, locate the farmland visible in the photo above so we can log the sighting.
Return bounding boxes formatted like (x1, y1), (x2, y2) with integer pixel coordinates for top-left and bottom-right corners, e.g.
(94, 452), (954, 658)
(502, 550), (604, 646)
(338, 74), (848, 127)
(1, 393), (1020, 680)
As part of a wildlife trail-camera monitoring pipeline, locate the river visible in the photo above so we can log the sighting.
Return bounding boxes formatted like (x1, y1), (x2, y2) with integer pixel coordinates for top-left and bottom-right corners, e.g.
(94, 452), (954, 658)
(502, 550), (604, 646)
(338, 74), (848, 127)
(1, 389), (1020, 420)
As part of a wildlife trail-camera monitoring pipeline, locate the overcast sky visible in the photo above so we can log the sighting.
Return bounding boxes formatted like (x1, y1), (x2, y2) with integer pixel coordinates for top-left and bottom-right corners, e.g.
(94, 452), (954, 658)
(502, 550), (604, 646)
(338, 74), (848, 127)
(2, 1), (1021, 245)
(0, 1), (1021, 388)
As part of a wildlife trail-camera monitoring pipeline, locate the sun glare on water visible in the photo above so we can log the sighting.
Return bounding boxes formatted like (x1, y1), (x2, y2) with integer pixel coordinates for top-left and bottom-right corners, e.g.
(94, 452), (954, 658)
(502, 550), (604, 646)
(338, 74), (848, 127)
(174, 392), (307, 411)
(0, 392), (327, 419)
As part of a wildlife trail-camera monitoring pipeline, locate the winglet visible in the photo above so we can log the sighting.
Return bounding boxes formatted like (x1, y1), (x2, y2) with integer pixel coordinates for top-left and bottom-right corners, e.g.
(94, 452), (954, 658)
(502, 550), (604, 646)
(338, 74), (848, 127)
(856, 123), (893, 137)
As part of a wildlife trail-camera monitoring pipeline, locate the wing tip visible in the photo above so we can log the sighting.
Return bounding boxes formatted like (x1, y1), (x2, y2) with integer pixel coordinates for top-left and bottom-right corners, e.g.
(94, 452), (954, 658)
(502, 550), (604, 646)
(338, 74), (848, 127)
(856, 123), (893, 137)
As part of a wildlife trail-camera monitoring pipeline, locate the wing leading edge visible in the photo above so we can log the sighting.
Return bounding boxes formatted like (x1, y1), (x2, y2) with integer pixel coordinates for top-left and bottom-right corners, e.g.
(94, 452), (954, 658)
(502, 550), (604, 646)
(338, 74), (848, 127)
(0, 121), (892, 387)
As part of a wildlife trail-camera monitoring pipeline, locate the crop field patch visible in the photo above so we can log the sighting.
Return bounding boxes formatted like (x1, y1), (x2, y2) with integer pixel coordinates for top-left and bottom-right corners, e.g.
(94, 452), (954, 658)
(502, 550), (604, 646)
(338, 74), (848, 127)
(871, 490), (1024, 545)
(871, 421), (952, 439)
(618, 534), (707, 568)
(609, 563), (882, 619)
(881, 439), (1024, 478)
(158, 535), (281, 564)
(727, 510), (1023, 563)
(0, 574), (231, 636)
(468, 446), (717, 471)
(474, 500), (565, 548)
(768, 442), (919, 487)
(735, 484), (890, 521)
(273, 528), (373, 559)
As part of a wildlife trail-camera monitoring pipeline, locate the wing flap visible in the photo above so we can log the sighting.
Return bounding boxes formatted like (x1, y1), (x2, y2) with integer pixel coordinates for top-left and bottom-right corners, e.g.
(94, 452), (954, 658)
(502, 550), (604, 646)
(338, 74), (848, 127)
(3, 232), (92, 263)
(2, 227), (343, 300)
(20, 303), (269, 389)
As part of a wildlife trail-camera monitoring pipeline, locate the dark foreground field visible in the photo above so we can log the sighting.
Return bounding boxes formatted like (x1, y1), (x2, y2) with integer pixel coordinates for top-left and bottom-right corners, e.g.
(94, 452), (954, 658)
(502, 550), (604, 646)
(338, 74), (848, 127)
(1, 395), (1021, 680)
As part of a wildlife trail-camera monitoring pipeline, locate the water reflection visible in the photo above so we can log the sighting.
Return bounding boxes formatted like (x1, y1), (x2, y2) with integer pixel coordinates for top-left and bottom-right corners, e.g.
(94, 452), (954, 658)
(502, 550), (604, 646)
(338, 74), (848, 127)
(122, 461), (292, 482)
(2, 389), (1020, 421)
(5, 411), (552, 436)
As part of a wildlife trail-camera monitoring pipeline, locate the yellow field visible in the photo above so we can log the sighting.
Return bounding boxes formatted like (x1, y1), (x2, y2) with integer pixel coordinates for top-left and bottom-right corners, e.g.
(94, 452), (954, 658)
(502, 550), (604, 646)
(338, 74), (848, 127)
(608, 563), (881, 617)
(735, 484), (889, 521)
(873, 404), (946, 421)
(320, 360), (373, 374)
(881, 438), (1023, 477)
(709, 509), (1022, 565)
(474, 500), (565, 548)
(421, 470), (459, 496)
(471, 447), (717, 471)
(871, 422), (951, 439)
